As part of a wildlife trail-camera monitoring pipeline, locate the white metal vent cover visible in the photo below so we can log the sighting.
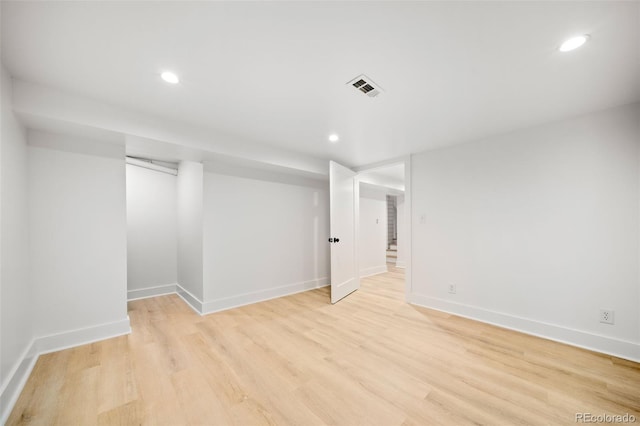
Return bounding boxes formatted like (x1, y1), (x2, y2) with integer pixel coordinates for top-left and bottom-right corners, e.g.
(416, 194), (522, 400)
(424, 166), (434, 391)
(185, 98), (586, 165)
(347, 74), (383, 98)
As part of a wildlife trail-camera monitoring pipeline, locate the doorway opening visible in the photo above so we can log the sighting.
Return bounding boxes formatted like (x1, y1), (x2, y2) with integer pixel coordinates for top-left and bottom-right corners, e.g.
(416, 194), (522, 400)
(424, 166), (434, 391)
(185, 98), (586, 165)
(356, 161), (408, 300)
(328, 158), (411, 304)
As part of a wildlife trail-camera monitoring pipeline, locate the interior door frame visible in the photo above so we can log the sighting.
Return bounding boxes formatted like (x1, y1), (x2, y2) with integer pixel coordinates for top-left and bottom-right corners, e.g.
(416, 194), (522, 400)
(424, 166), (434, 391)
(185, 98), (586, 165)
(354, 172), (360, 297)
(353, 155), (412, 302)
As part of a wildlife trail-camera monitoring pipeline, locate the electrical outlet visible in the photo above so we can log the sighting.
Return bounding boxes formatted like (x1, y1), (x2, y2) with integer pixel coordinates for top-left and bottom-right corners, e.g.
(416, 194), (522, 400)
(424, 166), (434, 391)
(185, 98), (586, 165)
(599, 309), (614, 325)
(448, 284), (456, 294)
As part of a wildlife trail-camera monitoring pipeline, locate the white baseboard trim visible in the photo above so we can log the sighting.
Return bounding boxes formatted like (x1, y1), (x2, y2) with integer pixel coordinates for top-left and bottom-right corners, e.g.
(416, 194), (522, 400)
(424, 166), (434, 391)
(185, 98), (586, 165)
(176, 284), (204, 315)
(201, 277), (329, 315)
(36, 317), (131, 355)
(0, 316), (131, 422)
(410, 293), (640, 363)
(395, 260), (406, 268)
(360, 265), (388, 278)
(127, 283), (177, 301)
(0, 339), (38, 424)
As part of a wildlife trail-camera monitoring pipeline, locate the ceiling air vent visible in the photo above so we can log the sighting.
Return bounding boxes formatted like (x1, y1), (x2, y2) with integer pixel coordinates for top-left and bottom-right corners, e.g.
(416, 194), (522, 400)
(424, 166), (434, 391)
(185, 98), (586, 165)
(347, 74), (383, 98)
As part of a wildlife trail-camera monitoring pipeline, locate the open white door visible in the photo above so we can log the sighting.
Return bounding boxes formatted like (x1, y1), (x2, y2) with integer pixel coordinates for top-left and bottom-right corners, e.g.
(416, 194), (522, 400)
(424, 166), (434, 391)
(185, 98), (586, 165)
(329, 161), (359, 303)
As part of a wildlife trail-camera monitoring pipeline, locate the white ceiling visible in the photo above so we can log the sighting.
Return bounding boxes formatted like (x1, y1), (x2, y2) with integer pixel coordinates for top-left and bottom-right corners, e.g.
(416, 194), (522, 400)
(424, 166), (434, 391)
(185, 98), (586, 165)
(2, 1), (639, 168)
(358, 164), (405, 191)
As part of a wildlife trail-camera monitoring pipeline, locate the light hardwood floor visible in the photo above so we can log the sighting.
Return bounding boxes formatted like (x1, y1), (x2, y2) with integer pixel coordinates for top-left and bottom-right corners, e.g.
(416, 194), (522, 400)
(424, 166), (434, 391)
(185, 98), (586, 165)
(8, 265), (640, 425)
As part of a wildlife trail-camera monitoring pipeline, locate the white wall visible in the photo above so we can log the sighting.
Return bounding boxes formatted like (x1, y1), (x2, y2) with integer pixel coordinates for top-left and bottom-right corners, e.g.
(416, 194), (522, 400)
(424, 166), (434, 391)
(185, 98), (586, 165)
(12, 79), (329, 177)
(126, 164), (177, 295)
(0, 66), (33, 417)
(29, 133), (128, 338)
(396, 195), (406, 268)
(411, 103), (640, 360)
(359, 185), (388, 277)
(177, 161), (204, 302)
(202, 167), (329, 312)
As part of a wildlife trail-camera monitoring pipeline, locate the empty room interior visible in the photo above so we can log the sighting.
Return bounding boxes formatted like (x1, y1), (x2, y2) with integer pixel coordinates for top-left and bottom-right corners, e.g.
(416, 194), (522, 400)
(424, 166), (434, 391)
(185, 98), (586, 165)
(1, 1), (639, 425)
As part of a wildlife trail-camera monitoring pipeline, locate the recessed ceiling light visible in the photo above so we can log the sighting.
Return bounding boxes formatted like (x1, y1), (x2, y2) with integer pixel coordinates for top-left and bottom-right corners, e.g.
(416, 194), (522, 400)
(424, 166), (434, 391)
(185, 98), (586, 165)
(328, 134), (339, 143)
(161, 71), (180, 84)
(559, 35), (589, 52)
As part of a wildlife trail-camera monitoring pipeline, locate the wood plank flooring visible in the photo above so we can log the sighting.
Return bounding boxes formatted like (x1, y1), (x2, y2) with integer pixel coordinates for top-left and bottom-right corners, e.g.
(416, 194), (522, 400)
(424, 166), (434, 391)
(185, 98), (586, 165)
(8, 265), (640, 425)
